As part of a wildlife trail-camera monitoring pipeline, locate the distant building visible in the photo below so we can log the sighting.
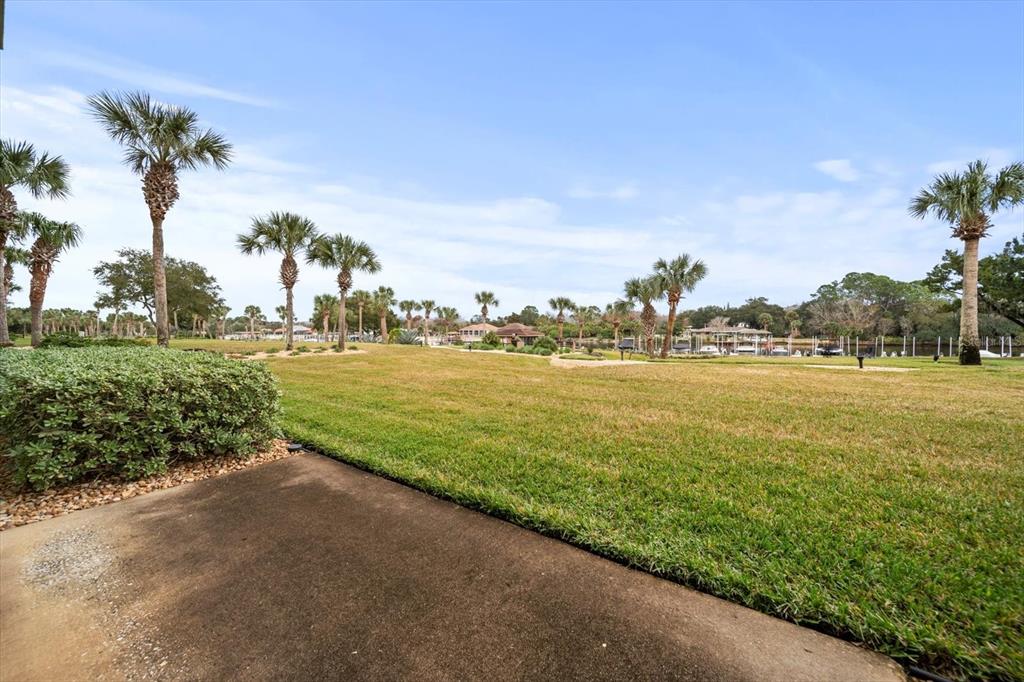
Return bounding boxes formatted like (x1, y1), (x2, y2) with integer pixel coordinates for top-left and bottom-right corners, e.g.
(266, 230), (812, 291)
(493, 323), (543, 346)
(458, 323), (498, 343)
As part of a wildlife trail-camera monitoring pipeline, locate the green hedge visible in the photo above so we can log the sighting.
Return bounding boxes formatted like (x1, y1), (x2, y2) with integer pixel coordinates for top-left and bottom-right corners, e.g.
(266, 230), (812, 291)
(0, 347), (280, 490)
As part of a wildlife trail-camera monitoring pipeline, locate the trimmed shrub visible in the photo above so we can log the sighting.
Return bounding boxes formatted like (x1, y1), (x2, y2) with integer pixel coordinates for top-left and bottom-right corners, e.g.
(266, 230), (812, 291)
(481, 331), (501, 346)
(537, 348), (553, 356)
(0, 347), (280, 490)
(452, 339), (464, 346)
(533, 335), (557, 352)
(38, 331), (91, 348)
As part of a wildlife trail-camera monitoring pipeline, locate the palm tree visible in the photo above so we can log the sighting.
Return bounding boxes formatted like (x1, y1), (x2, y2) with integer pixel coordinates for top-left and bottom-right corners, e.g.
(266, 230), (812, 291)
(244, 304), (262, 337)
(604, 300), (633, 346)
(652, 254), (708, 358)
(237, 212), (318, 351)
(22, 213), (82, 346)
(571, 304), (599, 345)
(88, 91), (232, 347)
(399, 300), (422, 330)
(758, 313), (773, 331)
(548, 297), (574, 347)
(306, 234), (380, 351)
(910, 160), (1024, 364)
(350, 289), (372, 340)
(372, 286), (396, 341)
(624, 276), (664, 357)
(474, 291), (498, 323)
(313, 293), (339, 342)
(435, 306), (459, 338)
(0, 140), (70, 346)
(421, 299), (435, 346)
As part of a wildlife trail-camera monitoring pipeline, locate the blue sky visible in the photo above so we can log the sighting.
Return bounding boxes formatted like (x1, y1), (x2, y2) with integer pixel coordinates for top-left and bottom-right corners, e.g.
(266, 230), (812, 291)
(3, 0), (1023, 321)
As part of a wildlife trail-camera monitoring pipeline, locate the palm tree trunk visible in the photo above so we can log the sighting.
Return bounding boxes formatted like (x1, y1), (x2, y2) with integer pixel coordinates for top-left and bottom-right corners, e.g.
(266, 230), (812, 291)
(959, 237), (982, 365)
(152, 217), (170, 346)
(0, 237), (8, 347)
(29, 264), (48, 347)
(338, 290), (348, 351)
(662, 305), (677, 358)
(285, 286), (295, 351)
(322, 311), (330, 342)
(358, 306), (363, 340)
(380, 313), (387, 342)
(558, 321), (564, 347)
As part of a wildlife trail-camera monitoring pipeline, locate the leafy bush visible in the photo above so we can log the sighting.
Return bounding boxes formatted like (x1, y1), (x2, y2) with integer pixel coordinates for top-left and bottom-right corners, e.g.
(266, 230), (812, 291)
(537, 348), (553, 356)
(388, 328), (402, 344)
(96, 337), (151, 347)
(297, 345), (311, 353)
(265, 347), (280, 354)
(452, 339), (465, 346)
(533, 335), (557, 352)
(505, 346), (517, 353)
(0, 348), (280, 490)
(470, 342), (501, 351)
(38, 332), (91, 348)
(481, 331), (501, 346)
(349, 345), (358, 351)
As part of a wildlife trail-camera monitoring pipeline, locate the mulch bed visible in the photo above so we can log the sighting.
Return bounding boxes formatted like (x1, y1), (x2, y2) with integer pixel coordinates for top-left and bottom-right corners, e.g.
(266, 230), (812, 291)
(0, 439), (295, 531)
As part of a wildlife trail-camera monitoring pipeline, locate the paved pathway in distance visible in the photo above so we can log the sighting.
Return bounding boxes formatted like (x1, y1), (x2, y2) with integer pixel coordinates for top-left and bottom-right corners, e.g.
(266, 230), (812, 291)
(1, 454), (906, 681)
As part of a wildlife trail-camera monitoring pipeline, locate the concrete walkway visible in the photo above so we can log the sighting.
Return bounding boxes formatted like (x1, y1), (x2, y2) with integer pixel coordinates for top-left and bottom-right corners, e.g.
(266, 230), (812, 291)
(1, 454), (905, 681)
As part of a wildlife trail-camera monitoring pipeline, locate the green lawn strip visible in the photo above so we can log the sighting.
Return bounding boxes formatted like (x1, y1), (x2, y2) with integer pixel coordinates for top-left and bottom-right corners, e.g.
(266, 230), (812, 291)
(270, 347), (1023, 680)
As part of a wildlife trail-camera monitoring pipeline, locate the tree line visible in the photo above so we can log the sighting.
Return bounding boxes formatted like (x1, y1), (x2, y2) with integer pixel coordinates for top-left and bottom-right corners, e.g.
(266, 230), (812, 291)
(2, 88), (1022, 363)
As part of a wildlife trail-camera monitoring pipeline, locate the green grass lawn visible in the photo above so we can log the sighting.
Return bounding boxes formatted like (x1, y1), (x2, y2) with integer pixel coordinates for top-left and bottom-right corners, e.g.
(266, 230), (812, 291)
(268, 346), (1021, 679)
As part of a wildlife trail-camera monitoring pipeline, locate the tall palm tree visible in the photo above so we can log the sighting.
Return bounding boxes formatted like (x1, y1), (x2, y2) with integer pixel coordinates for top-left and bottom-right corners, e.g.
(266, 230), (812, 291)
(372, 286), (396, 341)
(474, 291), (498, 323)
(313, 293), (339, 342)
(306, 234), (380, 351)
(604, 300), (633, 346)
(420, 299), (435, 346)
(88, 91), (232, 347)
(399, 300), (422, 330)
(244, 304), (262, 337)
(548, 297), (574, 347)
(350, 289), (372, 340)
(652, 254), (708, 358)
(624, 276), (664, 357)
(237, 212), (318, 351)
(0, 140), (70, 346)
(910, 160), (1024, 364)
(22, 213), (82, 346)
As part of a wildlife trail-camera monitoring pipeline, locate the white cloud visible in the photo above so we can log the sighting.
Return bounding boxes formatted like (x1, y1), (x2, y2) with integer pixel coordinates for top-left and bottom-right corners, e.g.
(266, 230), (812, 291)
(567, 182), (638, 200)
(813, 159), (860, 182)
(36, 50), (275, 108)
(925, 147), (1013, 175)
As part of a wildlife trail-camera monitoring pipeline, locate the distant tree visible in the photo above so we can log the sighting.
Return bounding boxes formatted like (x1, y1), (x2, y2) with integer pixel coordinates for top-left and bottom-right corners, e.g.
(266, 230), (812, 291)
(571, 303), (600, 344)
(421, 299), (435, 346)
(624, 276), (663, 356)
(93, 248), (221, 333)
(548, 296), (575, 346)
(0, 140), (70, 346)
(237, 211), (318, 350)
(474, 291), (499, 323)
(435, 306), (459, 336)
(22, 213), (82, 346)
(909, 160), (1024, 363)
(758, 313), (773, 331)
(88, 91), (231, 346)
(784, 309), (801, 337)
(313, 293), (339, 340)
(349, 289), (373, 338)
(306, 234), (380, 350)
(399, 300), (422, 330)
(372, 286), (397, 341)
(243, 304), (263, 336)
(603, 300), (633, 346)
(652, 254), (708, 358)
(517, 305), (540, 326)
